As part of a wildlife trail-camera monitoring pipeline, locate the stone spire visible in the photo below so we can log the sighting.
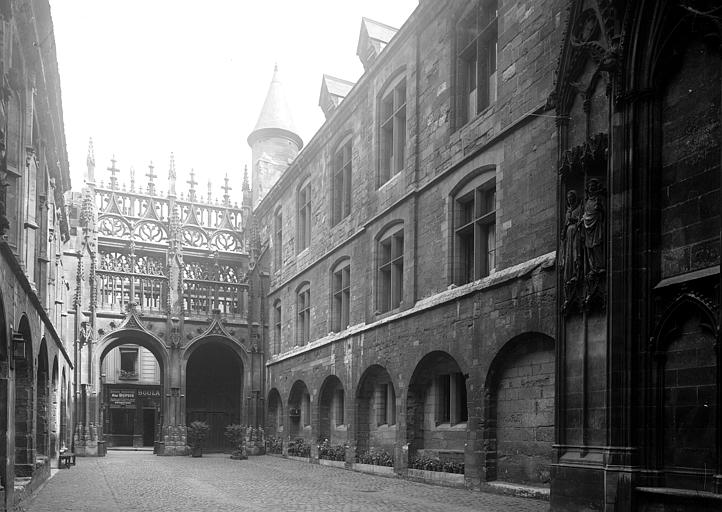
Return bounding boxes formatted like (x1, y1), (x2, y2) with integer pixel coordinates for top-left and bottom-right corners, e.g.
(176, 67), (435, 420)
(222, 173), (232, 207)
(247, 65), (303, 208)
(247, 64), (303, 150)
(86, 138), (95, 185)
(242, 165), (251, 207)
(107, 155), (119, 191)
(168, 153), (176, 197)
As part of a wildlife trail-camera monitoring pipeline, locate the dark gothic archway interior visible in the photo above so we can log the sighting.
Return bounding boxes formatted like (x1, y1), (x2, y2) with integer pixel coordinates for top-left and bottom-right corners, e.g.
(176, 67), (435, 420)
(186, 342), (242, 452)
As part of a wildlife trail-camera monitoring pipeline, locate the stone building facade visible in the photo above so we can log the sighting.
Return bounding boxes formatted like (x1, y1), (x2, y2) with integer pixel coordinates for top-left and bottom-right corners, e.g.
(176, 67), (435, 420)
(64, 147), (263, 456)
(254, 0), (561, 493)
(254, 1), (722, 510)
(0, 0), (74, 509)
(552, 1), (721, 510)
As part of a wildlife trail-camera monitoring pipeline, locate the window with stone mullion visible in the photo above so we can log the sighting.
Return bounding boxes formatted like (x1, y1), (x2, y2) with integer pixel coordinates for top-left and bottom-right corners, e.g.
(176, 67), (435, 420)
(379, 80), (407, 185)
(297, 183), (311, 252)
(296, 286), (310, 345)
(457, 0), (498, 125)
(274, 210), (282, 269)
(455, 183), (495, 283)
(332, 263), (350, 331)
(332, 142), (352, 225)
(378, 229), (404, 313)
(335, 389), (345, 426)
(273, 300), (282, 354)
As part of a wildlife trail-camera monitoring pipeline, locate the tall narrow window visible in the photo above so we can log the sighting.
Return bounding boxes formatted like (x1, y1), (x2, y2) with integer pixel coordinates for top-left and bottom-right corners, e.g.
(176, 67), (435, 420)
(379, 78), (407, 185)
(436, 373), (468, 425)
(457, 1), (498, 125)
(296, 284), (311, 345)
(335, 389), (345, 426)
(297, 181), (311, 252)
(332, 140), (352, 225)
(274, 208), (283, 269)
(455, 179), (496, 283)
(332, 261), (350, 331)
(303, 392), (311, 427)
(273, 300), (282, 354)
(377, 226), (404, 313)
(377, 383), (396, 426)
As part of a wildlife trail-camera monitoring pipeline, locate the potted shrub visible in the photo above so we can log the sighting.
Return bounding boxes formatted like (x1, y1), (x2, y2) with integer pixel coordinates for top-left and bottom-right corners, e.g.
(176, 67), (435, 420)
(187, 420), (209, 457)
(224, 424), (248, 460)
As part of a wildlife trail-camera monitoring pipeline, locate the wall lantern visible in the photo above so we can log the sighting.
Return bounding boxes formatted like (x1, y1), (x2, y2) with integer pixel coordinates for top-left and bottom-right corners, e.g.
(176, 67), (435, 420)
(13, 331), (27, 359)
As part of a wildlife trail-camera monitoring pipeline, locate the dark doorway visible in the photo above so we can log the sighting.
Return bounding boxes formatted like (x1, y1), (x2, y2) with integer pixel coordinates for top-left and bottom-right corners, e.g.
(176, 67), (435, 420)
(186, 341), (243, 452)
(142, 409), (155, 446)
(110, 410), (135, 446)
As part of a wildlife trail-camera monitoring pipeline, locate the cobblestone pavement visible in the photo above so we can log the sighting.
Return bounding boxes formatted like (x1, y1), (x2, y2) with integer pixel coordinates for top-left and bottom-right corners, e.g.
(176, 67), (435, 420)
(21, 452), (549, 512)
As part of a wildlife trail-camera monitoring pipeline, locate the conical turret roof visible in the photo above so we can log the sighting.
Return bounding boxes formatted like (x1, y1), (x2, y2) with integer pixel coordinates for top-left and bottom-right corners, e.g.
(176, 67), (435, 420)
(248, 65), (303, 149)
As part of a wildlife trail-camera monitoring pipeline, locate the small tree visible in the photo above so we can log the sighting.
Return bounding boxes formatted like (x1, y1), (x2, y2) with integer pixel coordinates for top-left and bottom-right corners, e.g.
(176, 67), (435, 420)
(224, 424), (248, 460)
(187, 421), (209, 457)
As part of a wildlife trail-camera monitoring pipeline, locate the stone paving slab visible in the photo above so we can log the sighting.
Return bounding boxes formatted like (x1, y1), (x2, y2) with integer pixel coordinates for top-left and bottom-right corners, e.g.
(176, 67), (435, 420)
(20, 452), (549, 512)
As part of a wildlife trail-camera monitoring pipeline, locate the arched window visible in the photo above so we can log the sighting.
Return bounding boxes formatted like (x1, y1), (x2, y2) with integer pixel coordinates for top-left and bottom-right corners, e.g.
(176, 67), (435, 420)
(379, 74), (406, 185)
(296, 283), (311, 345)
(456, 0), (498, 126)
(377, 224), (404, 313)
(332, 138), (352, 225)
(273, 299), (282, 354)
(331, 259), (350, 332)
(453, 172), (496, 283)
(297, 180), (311, 252)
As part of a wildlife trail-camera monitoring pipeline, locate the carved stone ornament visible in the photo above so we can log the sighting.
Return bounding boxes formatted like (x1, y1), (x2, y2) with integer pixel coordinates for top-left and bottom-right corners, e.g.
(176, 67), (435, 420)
(559, 134), (608, 314)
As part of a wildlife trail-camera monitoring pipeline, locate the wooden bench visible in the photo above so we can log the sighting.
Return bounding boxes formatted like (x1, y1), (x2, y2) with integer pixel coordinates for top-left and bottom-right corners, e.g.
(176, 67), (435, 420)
(58, 452), (76, 469)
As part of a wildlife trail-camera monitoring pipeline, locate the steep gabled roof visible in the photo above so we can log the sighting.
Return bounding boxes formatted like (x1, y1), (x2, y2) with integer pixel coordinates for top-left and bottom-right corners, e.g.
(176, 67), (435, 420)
(356, 17), (399, 69)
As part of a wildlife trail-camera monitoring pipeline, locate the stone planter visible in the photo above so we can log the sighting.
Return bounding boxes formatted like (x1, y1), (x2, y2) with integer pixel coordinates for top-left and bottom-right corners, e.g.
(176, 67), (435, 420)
(407, 468), (465, 488)
(319, 459), (345, 469)
(190, 446), (202, 458)
(352, 463), (395, 476)
(287, 455), (311, 463)
(247, 445), (266, 456)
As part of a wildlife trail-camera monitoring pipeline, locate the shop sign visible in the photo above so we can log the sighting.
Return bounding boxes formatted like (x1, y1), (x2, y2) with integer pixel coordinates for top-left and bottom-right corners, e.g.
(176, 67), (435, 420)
(138, 388), (162, 407)
(109, 389), (136, 409)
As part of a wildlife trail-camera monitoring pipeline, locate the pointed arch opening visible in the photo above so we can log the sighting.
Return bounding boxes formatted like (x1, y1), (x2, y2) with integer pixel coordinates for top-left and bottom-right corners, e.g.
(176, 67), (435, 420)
(288, 380), (312, 441)
(484, 333), (555, 486)
(355, 364), (396, 458)
(14, 316), (35, 476)
(318, 375), (346, 445)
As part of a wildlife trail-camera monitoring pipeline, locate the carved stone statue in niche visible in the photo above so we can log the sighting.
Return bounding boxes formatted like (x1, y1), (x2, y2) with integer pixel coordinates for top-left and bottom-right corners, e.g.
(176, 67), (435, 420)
(581, 178), (605, 307)
(561, 189), (583, 311)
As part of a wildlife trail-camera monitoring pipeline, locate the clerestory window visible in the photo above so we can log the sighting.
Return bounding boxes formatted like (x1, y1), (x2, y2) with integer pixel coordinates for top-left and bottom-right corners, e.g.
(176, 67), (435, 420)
(457, 0), (498, 126)
(379, 77), (406, 185)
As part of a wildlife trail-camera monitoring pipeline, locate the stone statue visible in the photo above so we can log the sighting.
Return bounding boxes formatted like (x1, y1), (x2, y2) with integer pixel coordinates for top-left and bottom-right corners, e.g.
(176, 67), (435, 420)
(561, 190), (582, 285)
(581, 178), (605, 275)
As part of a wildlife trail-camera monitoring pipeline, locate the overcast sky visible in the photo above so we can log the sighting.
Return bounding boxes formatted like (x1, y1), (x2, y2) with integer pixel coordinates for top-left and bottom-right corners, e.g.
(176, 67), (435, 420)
(51, 0), (418, 201)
